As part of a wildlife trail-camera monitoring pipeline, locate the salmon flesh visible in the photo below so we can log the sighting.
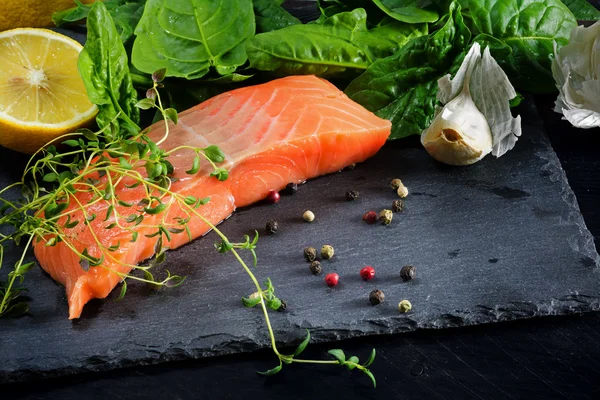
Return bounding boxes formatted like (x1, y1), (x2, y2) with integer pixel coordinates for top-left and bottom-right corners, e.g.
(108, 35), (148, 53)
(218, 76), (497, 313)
(33, 76), (391, 319)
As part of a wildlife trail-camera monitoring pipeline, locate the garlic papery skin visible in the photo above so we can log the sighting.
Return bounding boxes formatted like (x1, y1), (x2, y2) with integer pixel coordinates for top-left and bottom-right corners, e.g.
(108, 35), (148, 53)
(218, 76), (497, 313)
(421, 92), (492, 166)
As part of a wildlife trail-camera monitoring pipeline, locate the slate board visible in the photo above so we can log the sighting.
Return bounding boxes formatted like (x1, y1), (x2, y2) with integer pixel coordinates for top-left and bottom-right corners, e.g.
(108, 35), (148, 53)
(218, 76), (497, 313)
(0, 96), (599, 383)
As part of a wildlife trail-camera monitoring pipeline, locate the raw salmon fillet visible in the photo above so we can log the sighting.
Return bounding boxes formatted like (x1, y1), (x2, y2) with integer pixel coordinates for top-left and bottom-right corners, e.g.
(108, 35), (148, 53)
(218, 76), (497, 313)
(34, 76), (391, 319)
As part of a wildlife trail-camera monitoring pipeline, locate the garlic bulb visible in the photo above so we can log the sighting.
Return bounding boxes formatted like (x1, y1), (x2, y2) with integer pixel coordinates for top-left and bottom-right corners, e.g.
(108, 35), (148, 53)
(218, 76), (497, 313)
(552, 21), (600, 129)
(421, 42), (521, 165)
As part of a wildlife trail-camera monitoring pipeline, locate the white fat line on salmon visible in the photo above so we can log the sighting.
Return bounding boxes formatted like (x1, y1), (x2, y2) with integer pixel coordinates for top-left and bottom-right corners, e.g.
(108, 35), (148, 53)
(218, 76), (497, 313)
(317, 104), (379, 128)
(177, 119), (235, 171)
(212, 89), (281, 151)
(200, 89), (263, 145)
(252, 100), (298, 149)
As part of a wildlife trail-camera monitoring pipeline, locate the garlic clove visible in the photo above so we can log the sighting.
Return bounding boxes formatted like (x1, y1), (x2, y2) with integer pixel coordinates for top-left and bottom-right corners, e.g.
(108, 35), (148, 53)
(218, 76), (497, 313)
(421, 94), (492, 166)
(422, 128), (484, 166)
(424, 43), (520, 164)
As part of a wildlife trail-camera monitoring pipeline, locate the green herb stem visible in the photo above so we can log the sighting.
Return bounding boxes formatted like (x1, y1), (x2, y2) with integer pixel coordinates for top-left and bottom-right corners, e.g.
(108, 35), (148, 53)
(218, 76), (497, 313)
(0, 234), (34, 315)
(287, 359), (338, 365)
(152, 85), (171, 147)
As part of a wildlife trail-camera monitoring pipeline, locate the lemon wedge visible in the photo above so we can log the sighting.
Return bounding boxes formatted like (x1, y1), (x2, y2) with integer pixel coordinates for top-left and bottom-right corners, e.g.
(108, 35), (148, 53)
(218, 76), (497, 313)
(0, 28), (97, 154)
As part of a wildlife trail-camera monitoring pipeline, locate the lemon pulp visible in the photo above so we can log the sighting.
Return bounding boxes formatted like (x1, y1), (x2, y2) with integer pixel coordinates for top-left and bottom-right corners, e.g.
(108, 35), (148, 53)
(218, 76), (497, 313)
(0, 29), (97, 154)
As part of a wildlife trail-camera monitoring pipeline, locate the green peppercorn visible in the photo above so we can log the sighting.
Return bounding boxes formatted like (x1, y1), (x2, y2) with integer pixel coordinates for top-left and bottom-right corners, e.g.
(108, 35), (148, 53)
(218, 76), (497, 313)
(400, 265), (416, 281)
(379, 209), (393, 225)
(309, 261), (322, 275)
(369, 289), (385, 305)
(392, 200), (405, 213)
(321, 244), (335, 259)
(303, 210), (315, 222)
(398, 299), (412, 313)
(304, 247), (317, 262)
(345, 190), (359, 201)
(266, 220), (278, 235)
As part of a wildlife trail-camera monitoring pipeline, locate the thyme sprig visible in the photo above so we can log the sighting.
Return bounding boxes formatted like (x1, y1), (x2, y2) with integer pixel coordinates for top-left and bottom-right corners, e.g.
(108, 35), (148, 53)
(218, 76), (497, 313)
(0, 71), (213, 315)
(0, 72), (376, 387)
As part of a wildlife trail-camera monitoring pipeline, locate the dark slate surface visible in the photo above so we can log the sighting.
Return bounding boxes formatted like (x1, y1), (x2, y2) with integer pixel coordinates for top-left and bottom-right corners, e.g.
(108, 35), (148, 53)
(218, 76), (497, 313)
(0, 97), (598, 383)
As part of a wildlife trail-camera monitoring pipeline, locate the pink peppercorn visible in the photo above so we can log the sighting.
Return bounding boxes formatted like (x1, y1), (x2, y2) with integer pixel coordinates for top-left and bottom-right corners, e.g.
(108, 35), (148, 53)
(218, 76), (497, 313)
(325, 273), (339, 287)
(362, 211), (377, 224)
(266, 190), (280, 204)
(360, 266), (375, 281)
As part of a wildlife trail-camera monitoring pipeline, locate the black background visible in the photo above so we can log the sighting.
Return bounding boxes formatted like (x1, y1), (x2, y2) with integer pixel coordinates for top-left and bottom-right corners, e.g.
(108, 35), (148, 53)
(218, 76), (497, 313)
(3, 2), (600, 399)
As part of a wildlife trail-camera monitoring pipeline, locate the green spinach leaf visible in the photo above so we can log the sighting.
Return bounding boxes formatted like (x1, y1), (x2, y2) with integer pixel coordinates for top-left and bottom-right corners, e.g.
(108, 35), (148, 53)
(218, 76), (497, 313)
(53, 0), (145, 46)
(467, 0), (577, 93)
(110, 2), (147, 46)
(471, 33), (512, 59)
(560, 0), (600, 20)
(78, 2), (140, 135)
(315, 1), (351, 23)
(246, 8), (422, 78)
(131, 0), (255, 79)
(345, 1), (470, 139)
(373, 0), (440, 23)
(370, 17), (428, 44)
(315, 0), (400, 26)
(254, 0), (301, 33)
(53, 0), (90, 25)
(162, 79), (247, 114)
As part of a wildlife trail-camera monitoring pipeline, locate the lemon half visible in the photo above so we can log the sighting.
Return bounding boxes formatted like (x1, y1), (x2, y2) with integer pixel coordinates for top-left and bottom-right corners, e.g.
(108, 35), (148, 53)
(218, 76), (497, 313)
(0, 28), (97, 154)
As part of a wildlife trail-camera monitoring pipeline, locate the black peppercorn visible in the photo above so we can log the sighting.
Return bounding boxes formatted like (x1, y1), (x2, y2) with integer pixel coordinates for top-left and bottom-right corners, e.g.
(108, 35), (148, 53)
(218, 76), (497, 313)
(369, 289), (385, 305)
(266, 220), (278, 235)
(400, 265), (416, 281)
(304, 247), (317, 262)
(277, 299), (287, 312)
(392, 200), (405, 213)
(309, 261), (322, 275)
(345, 190), (359, 201)
(282, 182), (298, 195)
